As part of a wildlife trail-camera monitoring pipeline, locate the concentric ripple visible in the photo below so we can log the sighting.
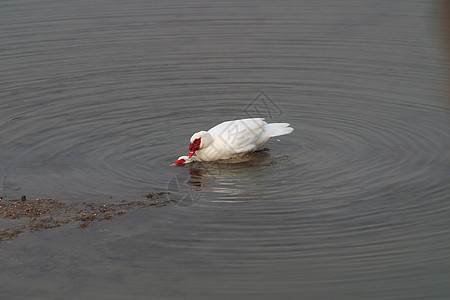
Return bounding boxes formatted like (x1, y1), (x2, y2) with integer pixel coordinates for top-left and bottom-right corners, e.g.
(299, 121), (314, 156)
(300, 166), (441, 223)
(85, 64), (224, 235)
(0, 0), (449, 299)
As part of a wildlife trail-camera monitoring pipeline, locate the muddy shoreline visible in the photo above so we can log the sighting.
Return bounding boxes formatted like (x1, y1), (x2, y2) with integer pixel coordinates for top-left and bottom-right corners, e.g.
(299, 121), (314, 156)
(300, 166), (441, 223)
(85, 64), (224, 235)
(0, 193), (170, 243)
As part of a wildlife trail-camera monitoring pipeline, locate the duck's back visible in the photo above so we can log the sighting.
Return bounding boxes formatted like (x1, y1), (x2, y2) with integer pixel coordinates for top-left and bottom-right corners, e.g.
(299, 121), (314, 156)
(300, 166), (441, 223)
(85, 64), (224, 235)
(208, 118), (267, 137)
(208, 118), (266, 152)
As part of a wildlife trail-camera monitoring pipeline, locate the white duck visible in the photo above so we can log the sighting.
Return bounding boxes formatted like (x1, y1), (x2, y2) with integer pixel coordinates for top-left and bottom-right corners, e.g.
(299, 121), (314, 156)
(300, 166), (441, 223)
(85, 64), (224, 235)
(171, 118), (293, 165)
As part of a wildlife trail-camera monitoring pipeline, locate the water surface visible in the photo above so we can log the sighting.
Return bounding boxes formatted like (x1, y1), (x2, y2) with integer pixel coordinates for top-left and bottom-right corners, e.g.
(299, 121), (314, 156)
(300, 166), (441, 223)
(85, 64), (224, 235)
(1, 0), (449, 299)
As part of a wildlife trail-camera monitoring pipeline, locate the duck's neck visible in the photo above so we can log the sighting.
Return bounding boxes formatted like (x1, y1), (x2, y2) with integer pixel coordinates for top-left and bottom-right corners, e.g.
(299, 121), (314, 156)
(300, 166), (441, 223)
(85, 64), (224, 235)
(186, 156), (200, 163)
(200, 131), (214, 148)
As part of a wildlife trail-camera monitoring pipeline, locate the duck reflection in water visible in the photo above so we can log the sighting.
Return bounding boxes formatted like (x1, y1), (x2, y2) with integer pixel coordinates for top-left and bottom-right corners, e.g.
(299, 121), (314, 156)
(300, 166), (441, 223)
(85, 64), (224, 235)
(177, 148), (274, 191)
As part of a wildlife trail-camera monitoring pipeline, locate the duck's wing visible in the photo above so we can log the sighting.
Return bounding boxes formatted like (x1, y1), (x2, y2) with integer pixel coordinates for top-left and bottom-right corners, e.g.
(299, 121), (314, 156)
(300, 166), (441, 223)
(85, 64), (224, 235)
(208, 118), (267, 153)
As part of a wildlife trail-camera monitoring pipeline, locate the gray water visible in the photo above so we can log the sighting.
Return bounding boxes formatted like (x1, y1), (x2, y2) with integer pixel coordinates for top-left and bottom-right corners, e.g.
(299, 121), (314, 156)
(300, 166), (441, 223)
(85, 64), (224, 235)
(1, 0), (449, 299)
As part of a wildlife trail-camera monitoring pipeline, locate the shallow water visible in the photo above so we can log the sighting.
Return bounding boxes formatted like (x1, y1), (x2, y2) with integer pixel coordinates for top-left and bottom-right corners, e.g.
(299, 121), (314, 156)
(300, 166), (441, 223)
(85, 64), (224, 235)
(1, 0), (449, 299)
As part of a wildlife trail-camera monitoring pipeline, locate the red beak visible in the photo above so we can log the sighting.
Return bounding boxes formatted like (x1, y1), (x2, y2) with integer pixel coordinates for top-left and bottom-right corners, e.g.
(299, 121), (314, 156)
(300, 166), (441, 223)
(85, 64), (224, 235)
(188, 151), (195, 159)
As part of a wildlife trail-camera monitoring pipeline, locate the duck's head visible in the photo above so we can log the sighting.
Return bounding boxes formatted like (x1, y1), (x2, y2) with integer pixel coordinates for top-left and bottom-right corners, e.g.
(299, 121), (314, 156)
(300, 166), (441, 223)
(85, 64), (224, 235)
(189, 131), (211, 158)
(170, 155), (191, 166)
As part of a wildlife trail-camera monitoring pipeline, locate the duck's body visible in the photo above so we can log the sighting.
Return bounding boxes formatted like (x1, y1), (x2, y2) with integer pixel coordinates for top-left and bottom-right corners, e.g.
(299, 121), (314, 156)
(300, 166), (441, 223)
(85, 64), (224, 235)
(187, 118), (293, 162)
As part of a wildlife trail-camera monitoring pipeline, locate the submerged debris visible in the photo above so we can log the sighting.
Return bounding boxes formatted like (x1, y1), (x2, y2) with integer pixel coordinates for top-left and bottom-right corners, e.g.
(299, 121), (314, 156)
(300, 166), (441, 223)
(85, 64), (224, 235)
(0, 193), (171, 243)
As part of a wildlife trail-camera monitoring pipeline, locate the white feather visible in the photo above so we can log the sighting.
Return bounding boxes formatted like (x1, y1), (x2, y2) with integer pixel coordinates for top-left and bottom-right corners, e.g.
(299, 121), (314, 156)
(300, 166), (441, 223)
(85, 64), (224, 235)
(189, 118), (293, 161)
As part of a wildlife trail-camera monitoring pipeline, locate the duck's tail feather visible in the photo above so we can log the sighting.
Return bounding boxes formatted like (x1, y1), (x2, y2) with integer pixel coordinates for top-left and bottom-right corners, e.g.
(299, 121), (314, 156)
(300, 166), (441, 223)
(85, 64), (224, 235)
(264, 123), (294, 137)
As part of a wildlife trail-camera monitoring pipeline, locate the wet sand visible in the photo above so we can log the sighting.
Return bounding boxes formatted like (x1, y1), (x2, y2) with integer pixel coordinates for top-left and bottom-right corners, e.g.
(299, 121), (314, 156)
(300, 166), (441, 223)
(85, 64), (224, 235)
(0, 193), (170, 242)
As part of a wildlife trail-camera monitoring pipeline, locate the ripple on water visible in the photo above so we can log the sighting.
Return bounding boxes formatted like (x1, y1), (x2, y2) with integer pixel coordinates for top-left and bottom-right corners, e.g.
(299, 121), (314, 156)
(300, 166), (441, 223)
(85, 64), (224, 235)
(0, 0), (449, 298)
